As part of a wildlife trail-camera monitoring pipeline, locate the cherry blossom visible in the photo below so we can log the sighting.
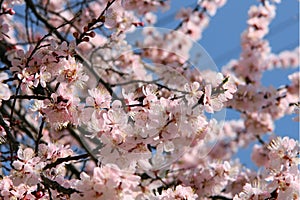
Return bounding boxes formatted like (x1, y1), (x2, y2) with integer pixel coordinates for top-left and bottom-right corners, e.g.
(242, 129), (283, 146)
(0, 17), (9, 40)
(71, 164), (141, 200)
(0, 0), (298, 199)
(0, 72), (11, 104)
(158, 185), (198, 200)
(184, 81), (203, 105)
(57, 56), (89, 87)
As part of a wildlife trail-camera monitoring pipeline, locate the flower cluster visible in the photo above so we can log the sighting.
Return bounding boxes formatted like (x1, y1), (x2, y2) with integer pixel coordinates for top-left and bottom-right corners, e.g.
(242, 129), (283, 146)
(121, 0), (170, 15)
(0, 0), (298, 199)
(176, 0), (227, 40)
(237, 137), (300, 199)
(0, 143), (73, 199)
(71, 164), (141, 200)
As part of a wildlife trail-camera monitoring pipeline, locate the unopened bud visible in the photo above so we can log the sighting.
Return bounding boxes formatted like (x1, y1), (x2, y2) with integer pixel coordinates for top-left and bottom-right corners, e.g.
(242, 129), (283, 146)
(73, 32), (79, 38)
(83, 26), (89, 32)
(99, 16), (105, 23)
(82, 37), (90, 42)
(88, 31), (96, 38)
(8, 8), (15, 15)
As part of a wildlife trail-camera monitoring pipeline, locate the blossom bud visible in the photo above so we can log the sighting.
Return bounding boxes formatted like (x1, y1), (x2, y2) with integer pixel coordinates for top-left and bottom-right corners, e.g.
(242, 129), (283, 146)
(83, 26), (89, 32)
(99, 16), (105, 23)
(82, 37), (90, 42)
(88, 31), (96, 38)
(8, 8), (15, 15)
(73, 32), (79, 38)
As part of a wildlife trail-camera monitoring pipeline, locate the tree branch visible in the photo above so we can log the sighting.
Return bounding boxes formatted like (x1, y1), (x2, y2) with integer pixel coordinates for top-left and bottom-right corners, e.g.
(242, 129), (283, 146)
(0, 112), (18, 155)
(41, 173), (79, 195)
(35, 119), (45, 154)
(43, 153), (89, 170)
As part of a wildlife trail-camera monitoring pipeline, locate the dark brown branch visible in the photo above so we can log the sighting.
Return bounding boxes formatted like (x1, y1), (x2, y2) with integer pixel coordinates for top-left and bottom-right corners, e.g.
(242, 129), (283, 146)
(25, 0), (66, 42)
(67, 126), (99, 164)
(41, 173), (79, 195)
(256, 135), (265, 145)
(9, 82), (21, 127)
(65, 163), (81, 179)
(0, 112), (18, 163)
(0, 112), (16, 144)
(10, 94), (50, 100)
(35, 119), (45, 154)
(75, 0), (116, 45)
(25, 0), (114, 96)
(43, 153), (89, 170)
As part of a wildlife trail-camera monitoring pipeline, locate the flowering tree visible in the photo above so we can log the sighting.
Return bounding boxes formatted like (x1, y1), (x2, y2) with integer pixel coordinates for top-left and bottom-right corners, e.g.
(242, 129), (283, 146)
(0, 0), (299, 199)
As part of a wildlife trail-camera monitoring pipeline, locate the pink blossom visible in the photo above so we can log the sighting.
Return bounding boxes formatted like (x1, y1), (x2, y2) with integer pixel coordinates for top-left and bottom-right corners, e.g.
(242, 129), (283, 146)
(199, 0), (227, 16)
(292, 104), (300, 122)
(86, 86), (112, 109)
(0, 72), (11, 104)
(159, 185), (198, 200)
(72, 164), (141, 200)
(57, 56), (89, 87)
(41, 84), (82, 128)
(184, 81), (203, 105)
(234, 181), (271, 200)
(251, 144), (269, 167)
(0, 0), (299, 199)
(0, 17), (9, 40)
(121, 0), (170, 15)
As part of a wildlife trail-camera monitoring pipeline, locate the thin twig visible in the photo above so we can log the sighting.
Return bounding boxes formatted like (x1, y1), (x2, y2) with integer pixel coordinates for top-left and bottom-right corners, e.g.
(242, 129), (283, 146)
(43, 153), (89, 170)
(41, 173), (79, 195)
(35, 119), (45, 154)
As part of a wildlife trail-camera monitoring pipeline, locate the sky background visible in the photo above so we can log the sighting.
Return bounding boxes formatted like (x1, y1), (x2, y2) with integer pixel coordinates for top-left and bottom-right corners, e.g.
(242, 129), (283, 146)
(154, 0), (299, 169)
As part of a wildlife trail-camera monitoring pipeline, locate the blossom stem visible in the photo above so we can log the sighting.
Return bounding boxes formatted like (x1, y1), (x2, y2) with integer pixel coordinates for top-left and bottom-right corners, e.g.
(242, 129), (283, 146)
(34, 118), (45, 154)
(9, 94), (50, 100)
(41, 173), (79, 195)
(43, 153), (89, 170)
(0, 112), (18, 166)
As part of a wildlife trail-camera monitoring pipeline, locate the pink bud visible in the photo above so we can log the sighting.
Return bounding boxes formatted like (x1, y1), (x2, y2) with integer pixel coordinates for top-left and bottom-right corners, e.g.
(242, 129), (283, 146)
(8, 8), (15, 15)
(73, 32), (79, 38)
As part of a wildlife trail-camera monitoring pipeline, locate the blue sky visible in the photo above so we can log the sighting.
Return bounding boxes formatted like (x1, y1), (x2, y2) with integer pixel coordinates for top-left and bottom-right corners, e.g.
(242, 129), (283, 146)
(157, 0), (298, 66)
(154, 0), (299, 168)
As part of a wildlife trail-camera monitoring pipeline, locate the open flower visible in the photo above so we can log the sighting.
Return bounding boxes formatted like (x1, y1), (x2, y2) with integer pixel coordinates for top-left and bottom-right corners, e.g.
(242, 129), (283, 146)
(0, 72), (11, 105)
(184, 82), (203, 105)
(57, 56), (89, 87)
(204, 84), (223, 113)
